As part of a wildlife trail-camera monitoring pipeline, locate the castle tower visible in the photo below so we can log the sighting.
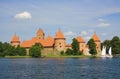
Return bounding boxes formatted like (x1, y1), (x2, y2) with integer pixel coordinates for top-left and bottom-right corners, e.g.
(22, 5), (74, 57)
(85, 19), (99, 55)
(11, 34), (20, 47)
(92, 32), (101, 55)
(54, 29), (66, 52)
(36, 28), (45, 39)
(76, 36), (86, 52)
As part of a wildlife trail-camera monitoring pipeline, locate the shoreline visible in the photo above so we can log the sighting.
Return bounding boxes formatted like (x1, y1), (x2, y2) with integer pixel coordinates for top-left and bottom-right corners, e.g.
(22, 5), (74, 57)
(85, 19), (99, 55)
(2, 55), (99, 58)
(1, 55), (119, 58)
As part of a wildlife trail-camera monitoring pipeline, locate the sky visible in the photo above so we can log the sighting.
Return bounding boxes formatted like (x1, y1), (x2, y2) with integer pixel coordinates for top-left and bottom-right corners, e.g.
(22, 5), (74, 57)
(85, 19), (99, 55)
(0, 0), (120, 44)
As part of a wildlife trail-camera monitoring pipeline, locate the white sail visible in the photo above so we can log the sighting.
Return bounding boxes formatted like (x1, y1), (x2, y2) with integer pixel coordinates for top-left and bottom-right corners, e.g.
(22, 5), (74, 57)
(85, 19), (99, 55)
(109, 47), (112, 56)
(101, 46), (105, 55)
(104, 46), (106, 55)
(101, 46), (106, 56)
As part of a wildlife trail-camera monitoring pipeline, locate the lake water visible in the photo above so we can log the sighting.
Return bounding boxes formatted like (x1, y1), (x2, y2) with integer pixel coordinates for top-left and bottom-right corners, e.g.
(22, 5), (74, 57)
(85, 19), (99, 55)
(0, 58), (120, 79)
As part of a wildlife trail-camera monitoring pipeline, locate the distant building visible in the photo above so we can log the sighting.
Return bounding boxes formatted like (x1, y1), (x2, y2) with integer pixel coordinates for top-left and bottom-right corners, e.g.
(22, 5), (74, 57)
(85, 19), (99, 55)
(92, 32), (101, 55)
(11, 28), (101, 56)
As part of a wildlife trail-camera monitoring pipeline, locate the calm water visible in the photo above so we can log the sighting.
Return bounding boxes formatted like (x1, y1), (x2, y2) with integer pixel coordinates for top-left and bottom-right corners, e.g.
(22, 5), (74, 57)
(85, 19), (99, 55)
(0, 58), (120, 79)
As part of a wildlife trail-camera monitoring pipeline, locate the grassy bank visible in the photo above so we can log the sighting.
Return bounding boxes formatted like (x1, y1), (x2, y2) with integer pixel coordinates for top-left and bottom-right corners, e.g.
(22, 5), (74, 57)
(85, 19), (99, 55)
(42, 54), (98, 58)
(3, 55), (99, 58)
(5, 56), (31, 58)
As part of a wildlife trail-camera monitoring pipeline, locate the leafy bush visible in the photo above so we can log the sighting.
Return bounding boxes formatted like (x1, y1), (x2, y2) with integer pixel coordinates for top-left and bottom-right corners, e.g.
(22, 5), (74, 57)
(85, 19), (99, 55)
(60, 51), (64, 55)
(29, 43), (42, 57)
(65, 48), (73, 55)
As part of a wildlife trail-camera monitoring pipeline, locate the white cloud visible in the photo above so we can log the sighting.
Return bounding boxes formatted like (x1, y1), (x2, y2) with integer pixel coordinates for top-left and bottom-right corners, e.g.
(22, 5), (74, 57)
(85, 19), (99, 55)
(97, 22), (110, 27)
(80, 31), (88, 36)
(101, 33), (107, 36)
(64, 31), (75, 36)
(14, 11), (32, 19)
(98, 18), (106, 21)
(84, 36), (91, 41)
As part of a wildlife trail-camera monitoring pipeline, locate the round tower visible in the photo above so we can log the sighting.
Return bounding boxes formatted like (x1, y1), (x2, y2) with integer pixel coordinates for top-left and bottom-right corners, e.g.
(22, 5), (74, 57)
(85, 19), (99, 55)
(54, 29), (66, 52)
(11, 34), (20, 47)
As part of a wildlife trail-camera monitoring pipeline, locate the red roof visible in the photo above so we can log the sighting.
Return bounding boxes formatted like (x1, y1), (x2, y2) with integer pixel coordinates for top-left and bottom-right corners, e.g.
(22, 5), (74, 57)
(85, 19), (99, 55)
(92, 33), (100, 42)
(36, 28), (44, 35)
(44, 36), (54, 47)
(55, 29), (65, 39)
(76, 36), (85, 43)
(21, 40), (33, 48)
(66, 44), (71, 47)
(11, 34), (20, 43)
(21, 36), (54, 48)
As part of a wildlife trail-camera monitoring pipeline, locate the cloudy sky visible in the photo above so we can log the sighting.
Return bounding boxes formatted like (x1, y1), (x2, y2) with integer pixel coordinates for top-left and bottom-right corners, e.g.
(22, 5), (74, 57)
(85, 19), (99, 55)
(0, 0), (120, 43)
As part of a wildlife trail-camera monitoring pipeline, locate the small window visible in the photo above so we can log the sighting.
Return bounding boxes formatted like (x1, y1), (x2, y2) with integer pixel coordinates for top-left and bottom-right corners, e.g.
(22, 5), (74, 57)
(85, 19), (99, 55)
(59, 42), (61, 44)
(60, 46), (62, 48)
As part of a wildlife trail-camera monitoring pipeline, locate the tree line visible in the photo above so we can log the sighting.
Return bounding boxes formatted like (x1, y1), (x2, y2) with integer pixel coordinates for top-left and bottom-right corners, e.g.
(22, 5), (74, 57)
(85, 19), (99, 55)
(0, 36), (120, 57)
(102, 36), (120, 55)
(0, 42), (26, 57)
(65, 36), (120, 56)
(64, 38), (97, 56)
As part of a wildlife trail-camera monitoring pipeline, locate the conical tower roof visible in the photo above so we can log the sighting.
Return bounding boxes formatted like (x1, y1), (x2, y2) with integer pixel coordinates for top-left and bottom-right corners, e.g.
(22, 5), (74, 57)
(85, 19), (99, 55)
(36, 28), (44, 35)
(11, 34), (20, 43)
(92, 32), (100, 42)
(55, 29), (65, 39)
(76, 36), (85, 43)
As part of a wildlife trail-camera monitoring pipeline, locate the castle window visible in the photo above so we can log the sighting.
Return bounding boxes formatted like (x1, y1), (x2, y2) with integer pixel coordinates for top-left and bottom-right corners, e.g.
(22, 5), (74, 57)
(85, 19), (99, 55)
(59, 42), (61, 44)
(60, 46), (62, 48)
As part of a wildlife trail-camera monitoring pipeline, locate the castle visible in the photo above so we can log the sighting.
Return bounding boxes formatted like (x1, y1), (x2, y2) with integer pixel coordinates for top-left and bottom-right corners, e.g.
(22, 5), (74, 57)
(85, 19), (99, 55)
(11, 28), (101, 56)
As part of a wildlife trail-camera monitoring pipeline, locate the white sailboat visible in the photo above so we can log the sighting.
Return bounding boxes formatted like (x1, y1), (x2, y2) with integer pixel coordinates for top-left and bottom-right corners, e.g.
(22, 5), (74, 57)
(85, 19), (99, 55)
(101, 46), (112, 57)
(101, 46), (106, 57)
(108, 47), (113, 57)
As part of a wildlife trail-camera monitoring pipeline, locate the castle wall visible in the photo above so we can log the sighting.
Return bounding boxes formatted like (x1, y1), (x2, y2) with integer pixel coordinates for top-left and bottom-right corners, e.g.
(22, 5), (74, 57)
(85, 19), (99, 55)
(11, 42), (20, 48)
(79, 43), (86, 52)
(26, 48), (30, 56)
(65, 46), (72, 50)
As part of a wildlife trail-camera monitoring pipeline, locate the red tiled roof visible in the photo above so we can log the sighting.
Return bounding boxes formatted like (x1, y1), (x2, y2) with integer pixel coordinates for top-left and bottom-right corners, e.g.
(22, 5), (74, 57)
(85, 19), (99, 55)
(92, 33), (100, 42)
(21, 37), (42, 48)
(11, 34), (20, 43)
(76, 36), (85, 43)
(21, 36), (54, 48)
(21, 40), (33, 48)
(43, 36), (54, 47)
(55, 29), (65, 39)
(66, 44), (71, 47)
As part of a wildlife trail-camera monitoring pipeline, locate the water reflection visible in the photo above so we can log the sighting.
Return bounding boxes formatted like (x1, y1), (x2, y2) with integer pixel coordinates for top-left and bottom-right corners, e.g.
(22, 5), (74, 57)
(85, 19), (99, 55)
(0, 58), (120, 79)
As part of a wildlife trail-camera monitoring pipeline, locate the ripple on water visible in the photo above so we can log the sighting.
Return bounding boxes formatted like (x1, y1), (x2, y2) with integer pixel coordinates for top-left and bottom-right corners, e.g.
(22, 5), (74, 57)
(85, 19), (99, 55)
(0, 58), (120, 79)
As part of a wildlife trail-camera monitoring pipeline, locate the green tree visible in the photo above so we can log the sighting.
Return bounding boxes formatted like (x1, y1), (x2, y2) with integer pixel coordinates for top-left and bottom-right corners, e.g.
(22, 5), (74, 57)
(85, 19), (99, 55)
(65, 48), (73, 55)
(71, 38), (79, 55)
(0, 42), (5, 57)
(87, 39), (97, 55)
(60, 51), (64, 55)
(111, 36), (120, 54)
(15, 46), (26, 56)
(0, 42), (26, 57)
(29, 43), (42, 57)
(0, 42), (16, 56)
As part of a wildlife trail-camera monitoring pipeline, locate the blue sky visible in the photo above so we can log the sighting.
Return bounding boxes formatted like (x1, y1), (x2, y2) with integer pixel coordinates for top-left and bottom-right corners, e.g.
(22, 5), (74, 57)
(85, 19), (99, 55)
(0, 0), (120, 43)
